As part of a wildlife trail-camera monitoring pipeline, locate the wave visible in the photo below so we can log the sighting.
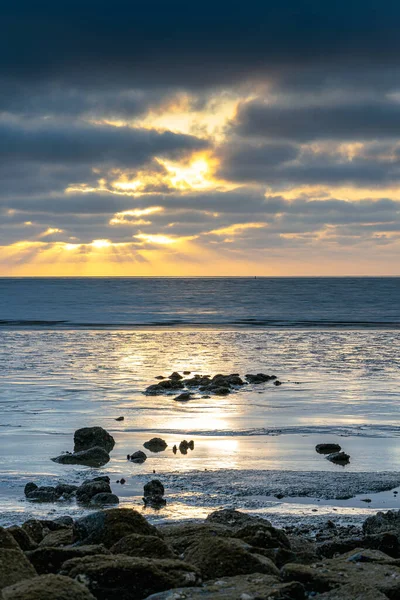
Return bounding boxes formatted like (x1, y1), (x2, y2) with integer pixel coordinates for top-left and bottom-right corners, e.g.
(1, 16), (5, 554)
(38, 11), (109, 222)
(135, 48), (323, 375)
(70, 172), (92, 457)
(1, 318), (400, 329)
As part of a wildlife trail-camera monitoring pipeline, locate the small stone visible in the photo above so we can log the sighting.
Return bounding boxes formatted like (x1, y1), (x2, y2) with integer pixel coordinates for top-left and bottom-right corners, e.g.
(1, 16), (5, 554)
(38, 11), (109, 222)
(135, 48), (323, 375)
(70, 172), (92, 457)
(274, 380), (282, 386)
(115, 416), (124, 421)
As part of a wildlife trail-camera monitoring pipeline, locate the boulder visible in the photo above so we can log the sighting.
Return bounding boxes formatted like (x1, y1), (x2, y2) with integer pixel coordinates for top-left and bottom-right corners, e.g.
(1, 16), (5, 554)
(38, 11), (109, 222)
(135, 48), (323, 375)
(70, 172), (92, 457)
(245, 373), (273, 384)
(182, 536), (280, 579)
(1, 574), (96, 600)
(90, 493), (120, 506)
(316, 582), (388, 600)
(26, 545), (110, 574)
(316, 443), (342, 454)
(145, 380), (184, 395)
(51, 446), (110, 467)
(6, 526), (37, 551)
(24, 482), (38, 496)
(143, 438), (168, 452)
(143, 574), (304, 600)
(55, 483), (78, 498)
(169, 372), (183, 380)
(60, 555), (201, 600)
(129, 450), (147, 464)
(0, 527), (21, 550)
(25, 486), (60, 502)
(206, 508), (272, 530)
(0, 549), (37, 590)
(282, 548), (400, 596)
(160, 522), (233, 554)
(75, 508), (160, 548)
(74, 426), (115, 453)
(143, 480), (166, 508)
(110, 534), (176, 559)
(179, 440), (194, 454)
(234, 522), (290, 550)
(174, 392), (192, 402)
(317, 532), (400, 559)
(21, 519), (69, 544)
(39, 528), (74, 547)
(76, 479), (112, 504)
(326, 451), (350, 464)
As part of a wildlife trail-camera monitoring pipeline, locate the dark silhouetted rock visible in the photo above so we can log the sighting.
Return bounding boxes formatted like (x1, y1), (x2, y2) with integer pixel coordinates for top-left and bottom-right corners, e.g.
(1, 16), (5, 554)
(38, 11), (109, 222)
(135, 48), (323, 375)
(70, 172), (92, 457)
(143, 480), (166, 508)
(74, 426), (115, 453)
(2, 574), (96, 600)
(363, 509), (400, 536)
(245, 373), (273, 384)
(90, 493), (120, 506)
(76, 479), (112, 504)
(144, 438), (168, 452)
(169, 372), (183, 380)
(51, 446), (110, 467)
(115, 416), (124, 421)
(174, 392), (192, 402)
(130, 450), (147, 463)
(316, 443), (342, 454)
(326, 451), (350, 464)
(24, 482), (38, 497)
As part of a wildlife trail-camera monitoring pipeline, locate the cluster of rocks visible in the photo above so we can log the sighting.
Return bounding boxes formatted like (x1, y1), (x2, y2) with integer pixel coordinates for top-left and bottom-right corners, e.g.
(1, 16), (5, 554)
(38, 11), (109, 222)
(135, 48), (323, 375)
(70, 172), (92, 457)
(51, 427), (116, 468)
(3, 507), (400, 599)
(24, 476), (119, 507)
(315, 443), (351, 465)
(144, 371), (282, 397)
(128, 437), (195, 464)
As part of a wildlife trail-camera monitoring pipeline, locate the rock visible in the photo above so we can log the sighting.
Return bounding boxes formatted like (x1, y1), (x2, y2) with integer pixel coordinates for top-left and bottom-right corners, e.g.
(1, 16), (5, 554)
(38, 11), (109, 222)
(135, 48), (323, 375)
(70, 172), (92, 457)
(274, 380), (282, 386)
(0, 549), (37, 590)
(76, 479), (112, 504)
(115, 416), (124, 421)
(245, 373), (273, 384)
(282, 548), (400, 596)
(182, 536), (280, 579)
(39, 528), (74, 547)
(206, 509), (273, 530)
(60, 555), (201, 600)
(90, 493), (120, 506)
(1, 574), (97, 600)
(145, 379), (185, 395)
(75, 508), (160, 547)
(174, 392), (192, 402)
(129, 450), (147, 463)
(74, 426), (115, 453)
(160, 523), (236, 554)
(51, 446), (110, 467)
(24, 482), (38, 496)
(110, 534), (176, 559)
(143, 438), (168, 452)
(143, 480), (166, 508)
(169, 372), (183, 380)
(183, 371), (191, 375)
(155, 376), (165, 380)
(54, 483), (78, 498)
(172, 445), (177, 454)
(211, 386), (231, 395)
(25, 486), (60, 503)
(179, 440), (194, 454)
(316, 582), (388, 599)
(6, 526), (37, 551)
(234, 522), (290, 550)
(0, 527), (21, 550)
(326, 451), (350, 464)
(54, 516), (74, 527)
(316, 443), (342, 454)
(363, 509), (400, 536)
(21, 520), (46, 543)
(143, 575), (305, 600)
(26, 545), (110, 574)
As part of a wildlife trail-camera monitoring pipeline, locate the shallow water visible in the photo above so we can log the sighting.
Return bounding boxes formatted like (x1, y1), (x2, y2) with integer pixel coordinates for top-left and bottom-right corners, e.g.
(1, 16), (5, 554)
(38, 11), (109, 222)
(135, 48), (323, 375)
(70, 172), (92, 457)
(1, 325), (400, 526)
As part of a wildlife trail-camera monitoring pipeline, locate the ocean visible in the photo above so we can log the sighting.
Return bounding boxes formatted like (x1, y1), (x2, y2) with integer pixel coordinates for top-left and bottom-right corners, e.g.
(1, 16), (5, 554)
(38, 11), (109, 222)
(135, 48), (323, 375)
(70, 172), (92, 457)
(1, 277), (400, 527)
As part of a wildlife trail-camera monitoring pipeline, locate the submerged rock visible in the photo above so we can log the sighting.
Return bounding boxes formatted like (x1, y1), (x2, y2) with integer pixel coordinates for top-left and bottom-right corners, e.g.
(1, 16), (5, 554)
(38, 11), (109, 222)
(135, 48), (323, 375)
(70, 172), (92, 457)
(316, 443), (342, 454)
(174, 392), (192, 402)
(245, 373), (273, 384)
(60, 555), (201, 600)
(144, 438), (168, 452)
(143, 479), (166, 508)
(2, 574), (96, 600)
(51, 446), (110, 467)
(74, 426), (115, 453)
(326, 451), (350, 465)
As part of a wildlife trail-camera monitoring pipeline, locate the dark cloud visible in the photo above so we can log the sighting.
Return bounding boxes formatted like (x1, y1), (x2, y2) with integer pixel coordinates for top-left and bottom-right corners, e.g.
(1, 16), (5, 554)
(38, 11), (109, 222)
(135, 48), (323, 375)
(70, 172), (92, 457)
(234, 100), (400, 141)
(1, 2), (400, 88)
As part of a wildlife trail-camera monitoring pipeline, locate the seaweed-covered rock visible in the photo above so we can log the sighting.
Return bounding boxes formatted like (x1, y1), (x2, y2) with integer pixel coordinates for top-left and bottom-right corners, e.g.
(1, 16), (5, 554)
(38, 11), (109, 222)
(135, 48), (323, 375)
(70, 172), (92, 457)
(75, 508), (160, 548)
(26, 545), (110, 574)
(182, 536), (280, 579)
(21, 519), (68, 544)
(24, 482), (38, 496)
(326, 451), (350, 465)
(316, 582), (388, 600)
(234, 522), (290, 550)
(39, 528), (74, 547)
(74, 426), (115, 453)
(110, 534), (175, 559)
(245, 373), (273, 383)
(60, 555), (201, 600)
(145, 380), (185, 395)
(6, 526), (37, 551)
(54, 483), (78, 498)
(90, 493), (120, 506)
(51, 446), (110, 467)
(76, 479), (112, 504)
(0, 549), (37, 589)
(363, 509), (400, 536)
(2, 574), (96, 600)
(143, 574), (304, 600)
(206, 508), (272, 530)
(25, 486), (60, 502)
(160, 522), (234, 554)
(316, 443), (342, 454)
(143, 480), (166, 508)
(0, 527), (21, 550)
(143, 438), (168, 452)
(129, 450), (147, 463)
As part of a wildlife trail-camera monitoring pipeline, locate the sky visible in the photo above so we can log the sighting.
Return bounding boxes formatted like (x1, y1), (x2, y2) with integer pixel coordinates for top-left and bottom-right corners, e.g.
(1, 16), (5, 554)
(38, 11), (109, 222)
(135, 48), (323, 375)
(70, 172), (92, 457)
(2, 1), (400, 276)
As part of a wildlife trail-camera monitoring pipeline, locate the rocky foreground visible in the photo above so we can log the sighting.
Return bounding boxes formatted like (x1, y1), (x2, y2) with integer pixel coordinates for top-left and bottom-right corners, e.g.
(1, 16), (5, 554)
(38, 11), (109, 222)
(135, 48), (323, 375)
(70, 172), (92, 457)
(2, 507), (400, 599)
